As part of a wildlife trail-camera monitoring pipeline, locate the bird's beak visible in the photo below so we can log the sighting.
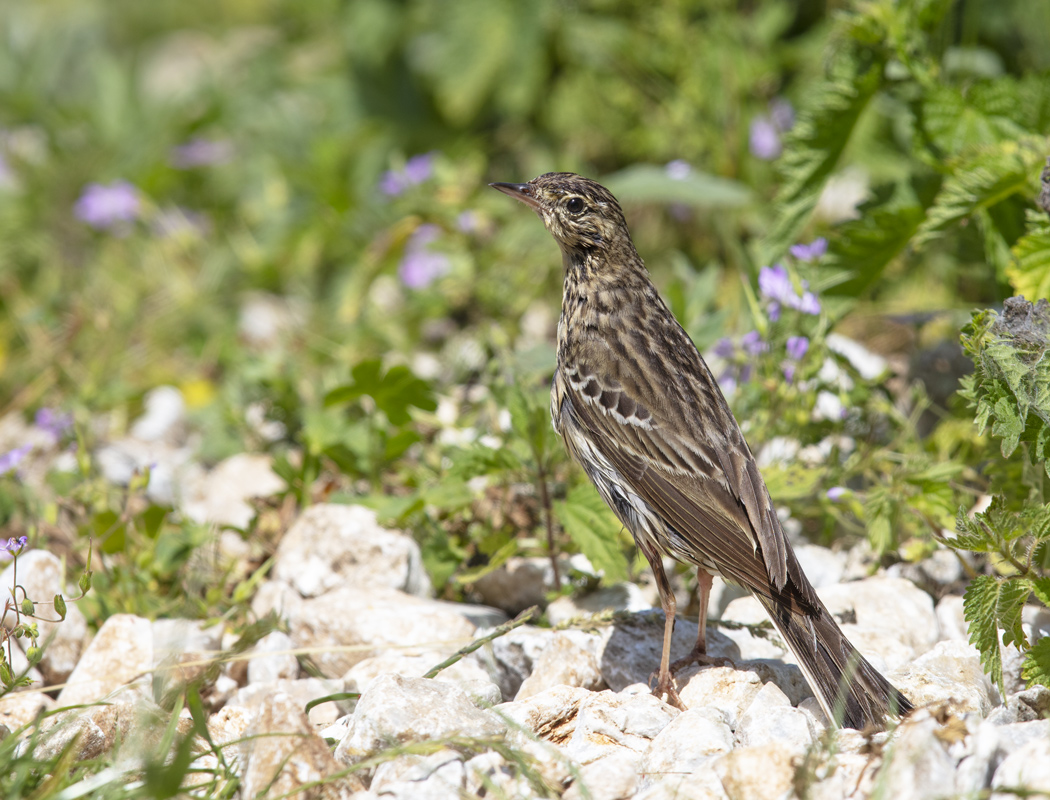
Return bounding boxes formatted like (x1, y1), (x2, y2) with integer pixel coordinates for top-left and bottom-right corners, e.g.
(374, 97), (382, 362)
(489, 182), (541, 211)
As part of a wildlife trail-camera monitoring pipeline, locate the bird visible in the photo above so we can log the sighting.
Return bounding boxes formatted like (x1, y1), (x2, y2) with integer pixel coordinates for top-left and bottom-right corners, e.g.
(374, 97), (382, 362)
(490, 172), (913, 730)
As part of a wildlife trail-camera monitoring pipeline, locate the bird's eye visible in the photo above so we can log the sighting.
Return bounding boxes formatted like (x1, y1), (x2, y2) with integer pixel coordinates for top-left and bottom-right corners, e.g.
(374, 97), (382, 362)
(565, 197), (585, 214)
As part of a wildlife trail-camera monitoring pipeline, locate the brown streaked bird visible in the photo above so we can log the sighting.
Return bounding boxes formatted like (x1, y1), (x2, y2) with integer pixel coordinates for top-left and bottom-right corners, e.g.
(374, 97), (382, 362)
(491, 172), (912, 729)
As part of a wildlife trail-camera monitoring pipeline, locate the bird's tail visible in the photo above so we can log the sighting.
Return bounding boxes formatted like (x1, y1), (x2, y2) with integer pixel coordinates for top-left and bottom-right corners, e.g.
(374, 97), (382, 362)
(755, 593), (913, 730)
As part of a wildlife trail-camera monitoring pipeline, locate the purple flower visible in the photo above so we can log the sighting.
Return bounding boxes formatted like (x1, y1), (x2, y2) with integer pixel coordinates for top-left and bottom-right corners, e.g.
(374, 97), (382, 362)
(665, 160), (691, 180)
(797, 291), (821, 315)
(770, 98), (795, 133)
(741, 330), (768, 355)
(170, 137), (233, 169)
(786, 336), (809, 361)
(456, 210), (481, 234)
(712, 337), (736, 359)
(759, 264), (794, 304)
(381, 152), (437, 197)
(789, 238), (828, 262)
(35, 409), (73, 441)
(758, 264), (821, 318)
(399, 224), (450, 289)
(782, 363), (797, 382)
(749, 116), (781, 160)
(0, 444), (31, 475)
(0, 535), (28, 561)
(826, 486), (848, 501)
(74, 181), (142, 231)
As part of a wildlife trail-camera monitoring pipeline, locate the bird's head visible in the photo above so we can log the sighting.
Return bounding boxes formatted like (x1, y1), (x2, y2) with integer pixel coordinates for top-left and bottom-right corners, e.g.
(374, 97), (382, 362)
(490, 172), (628, 254)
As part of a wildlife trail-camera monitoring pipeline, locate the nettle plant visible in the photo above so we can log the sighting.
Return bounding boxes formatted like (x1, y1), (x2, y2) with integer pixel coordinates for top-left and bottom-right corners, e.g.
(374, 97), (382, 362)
(951, 297), (1050, 694)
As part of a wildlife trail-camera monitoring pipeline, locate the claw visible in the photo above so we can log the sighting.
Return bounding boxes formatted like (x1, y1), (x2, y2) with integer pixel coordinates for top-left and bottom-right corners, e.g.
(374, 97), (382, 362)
(649, 669), (686, 710)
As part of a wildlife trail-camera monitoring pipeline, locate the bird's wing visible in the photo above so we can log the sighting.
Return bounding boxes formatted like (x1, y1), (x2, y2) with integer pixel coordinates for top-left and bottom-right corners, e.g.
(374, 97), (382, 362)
(557, 334), (816, 607)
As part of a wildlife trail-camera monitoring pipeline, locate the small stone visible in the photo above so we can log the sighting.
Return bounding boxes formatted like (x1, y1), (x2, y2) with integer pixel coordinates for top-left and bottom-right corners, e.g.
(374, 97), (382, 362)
(736, 703), (815, 753)
(793, 544), (846, 588)
(643, 707), (734, 775)
(370, 751), (465, 800)
(131, 385), (185, 442)
(464, 751), (534, 799)
(271, 504), (431, 598)
(247, 630), (299, 684)
(31, 700), (187, 762)
(713, 742), (797, 800)
(935, 595), (967, 642)
(489, 625), (555, 700)
(181, 453), (285, 528)
(991, 738), (1050, 798)
(208, 704), (253, 746)
(285, 585), (477, 678)
(335, 674), (505, 763)
(875, 710), (957, 800)
(241, 691), (363, 799)
(229, 677), (348, 728)
(515, 629), (606, 699)
(564, 689), (678, 765)
(678, 667), (763, 729)
(818, 576), (939, 658)
(546, 582), (653, 625)
(250, 579), (304, 621)
(472, 556), (560, 615)
(152, 618), (223, 687)
(0, 690), (55, 731)
(57, 613), (153, 707)
(889, 639), (997, 716)
(495, 684), (591, 746)
(565, 749), (643, 800)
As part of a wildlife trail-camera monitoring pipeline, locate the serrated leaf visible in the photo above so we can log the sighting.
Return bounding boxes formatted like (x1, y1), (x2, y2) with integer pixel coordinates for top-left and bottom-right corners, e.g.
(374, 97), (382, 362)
(1032, 576), (1050, 607)
(1022, 637), (1050, 689)
(964, 574), (1006, 695)
(554, 484), (629, 584)
(914, 137), (1047, 249)
(824, 203), (925, 297)
(991, 396), (1024, 458)
(758, 60), (884, 264)
(1006, 214), (1050, 300)
(998, 578), (1033, 649)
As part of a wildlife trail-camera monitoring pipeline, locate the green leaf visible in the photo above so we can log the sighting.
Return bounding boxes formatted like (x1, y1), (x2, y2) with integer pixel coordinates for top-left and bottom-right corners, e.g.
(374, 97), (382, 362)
(1022, 637), (1050, 688)
(998, 578), (1033, 649)
(1032, 576), (1050, 607)
(914, 137), (1047, 249)
(603, 164), (752, 208)
(1007, 213), (1050, 300)
(758, 59), (884, 264)
(554, 484), (629, 584)
(824, 203), (925, 297)
(964, 574), (1007, 695)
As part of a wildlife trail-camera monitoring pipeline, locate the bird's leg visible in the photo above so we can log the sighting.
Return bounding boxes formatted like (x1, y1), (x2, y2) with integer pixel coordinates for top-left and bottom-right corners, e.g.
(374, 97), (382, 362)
(640, 543), (684, 710)
(670, 569), (732, 673)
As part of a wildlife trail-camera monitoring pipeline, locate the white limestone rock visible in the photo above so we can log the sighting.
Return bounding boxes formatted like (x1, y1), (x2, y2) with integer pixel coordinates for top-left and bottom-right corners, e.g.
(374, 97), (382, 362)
(57, 613), (152, 707)
(335, 674), (505, 764)
(515, 629), (607, 699)
(271, 503), (431, 598)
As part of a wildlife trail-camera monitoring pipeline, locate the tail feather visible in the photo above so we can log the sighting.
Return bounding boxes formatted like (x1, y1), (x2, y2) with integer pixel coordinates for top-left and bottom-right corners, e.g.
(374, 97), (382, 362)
(756, 594), (913, 730)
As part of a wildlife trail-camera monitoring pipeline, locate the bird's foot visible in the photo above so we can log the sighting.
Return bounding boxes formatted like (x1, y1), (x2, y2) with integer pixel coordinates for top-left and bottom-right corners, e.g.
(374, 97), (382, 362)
(649, 670), (686, 710)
